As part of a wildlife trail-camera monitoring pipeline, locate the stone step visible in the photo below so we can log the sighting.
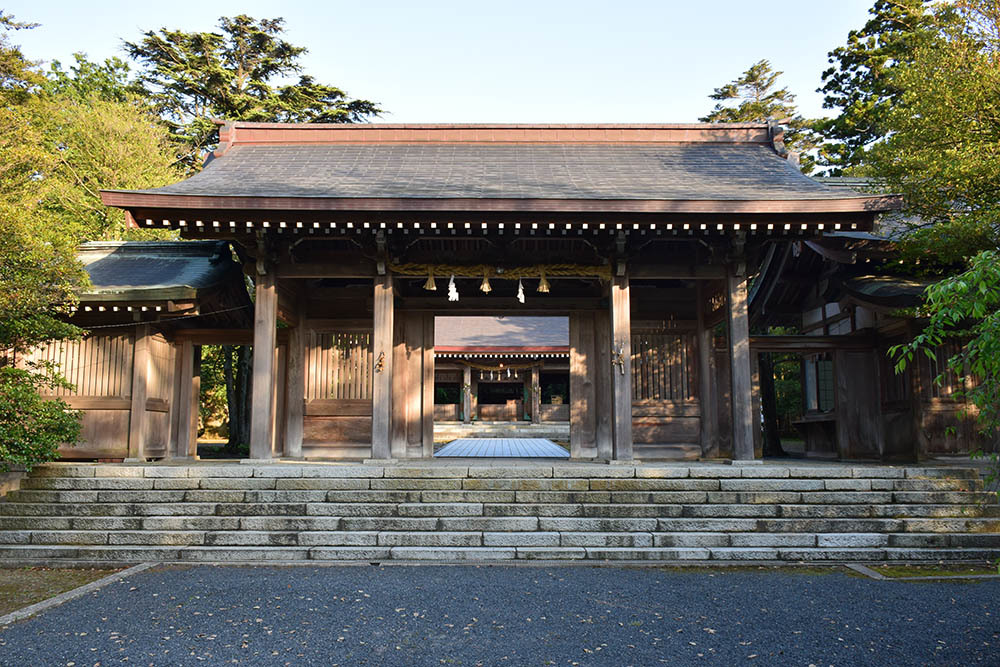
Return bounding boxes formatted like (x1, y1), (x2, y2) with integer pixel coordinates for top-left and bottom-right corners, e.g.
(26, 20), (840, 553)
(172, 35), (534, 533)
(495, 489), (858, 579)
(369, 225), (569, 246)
(1, 543), (997, 565)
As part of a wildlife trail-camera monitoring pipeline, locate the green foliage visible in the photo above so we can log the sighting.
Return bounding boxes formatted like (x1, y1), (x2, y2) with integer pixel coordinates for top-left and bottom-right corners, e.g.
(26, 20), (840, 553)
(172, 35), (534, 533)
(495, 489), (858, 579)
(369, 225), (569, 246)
(125, 14), (382, 155)
(0, 366), (81, 471)
(861, 2), (1000, 266)
(816, 0), (955, 173)
(891, 250), (1000, 434)
(199, 345), (230, 438)
(0, 11), (42, 103)
(699, 59), (818, 173)
(45, 53), (141, 103)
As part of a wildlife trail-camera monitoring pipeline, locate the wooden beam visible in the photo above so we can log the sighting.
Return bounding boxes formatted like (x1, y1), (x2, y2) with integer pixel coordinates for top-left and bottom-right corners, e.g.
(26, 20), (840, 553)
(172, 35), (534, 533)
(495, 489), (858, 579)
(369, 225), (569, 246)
(398, 297), (605, 312)
(249, 269), (278, 460)
(371, 274), (394, 459)
(610, 276), (634, 461)
(127, 324), (150, 461)
(749, 334), (876, 352)
(276, 258), (378, 279)
(629, 264), (726, 280)
(727, 266), (755, 461)
(284, 321), (305, 458)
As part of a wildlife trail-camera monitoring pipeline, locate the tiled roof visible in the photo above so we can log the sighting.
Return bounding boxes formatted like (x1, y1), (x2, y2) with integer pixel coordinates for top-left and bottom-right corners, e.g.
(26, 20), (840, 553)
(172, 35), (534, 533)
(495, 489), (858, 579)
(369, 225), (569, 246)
(133, 143), (868, 202)
(77, 241), (240, 301)
(435, 316), (568, 349)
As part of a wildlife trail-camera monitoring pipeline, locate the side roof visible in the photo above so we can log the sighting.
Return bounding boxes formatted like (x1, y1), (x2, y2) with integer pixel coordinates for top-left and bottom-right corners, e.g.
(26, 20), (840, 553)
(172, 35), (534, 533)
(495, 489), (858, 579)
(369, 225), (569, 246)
(435, 316), (569, 353)
(101, 122), (900, 216)
(77, 241), (242, 302)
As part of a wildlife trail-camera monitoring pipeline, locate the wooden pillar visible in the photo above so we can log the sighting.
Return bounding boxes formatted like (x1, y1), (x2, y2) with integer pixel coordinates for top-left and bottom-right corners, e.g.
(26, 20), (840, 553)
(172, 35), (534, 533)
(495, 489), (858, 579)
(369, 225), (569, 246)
(190, 345), (201, 458)
(531, 365), (541, 424)
(284, 324), (305, 458)
(594, 310), (614, 460)
(727, 266), (755, 460)
(422, 314), (435, 457)
(173, 340), (193, 458)
(610, 275), (634, 461)
(249, 270), (278, 460)
(127, 324), (150, 461)
(462, 364), (472, 423)
(697, 283), (719, 458)
(569, 312), (597, 458)
(371, 274), (394, 459)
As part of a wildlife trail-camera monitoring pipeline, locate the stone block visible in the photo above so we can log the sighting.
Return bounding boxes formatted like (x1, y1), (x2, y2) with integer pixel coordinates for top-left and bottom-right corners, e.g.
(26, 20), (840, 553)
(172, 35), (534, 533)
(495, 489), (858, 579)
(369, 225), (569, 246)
(144, 517), (240, 531)
(635, 466), (690, 479)
(580, 504), (679, 518)
(584, 547), (710, 560)
(758, 518), (898, 534)
(516, 547), (586, 560)
(276, 478), (369, 490)
(316, 503), (398, 517)
(32, 465), (95, 478)
(657, 518), (758, 532)
(184, 490), (246, 503)
(905, 467), (979, 479)
(96, 466), (146, 478)
(439, 517), (538, 532)
(689, 466), (741, 478)
(143, 466), (191, 478)
(682, 504), (778, 519)
(180, 546), (310, 561)
(815, 533), (888, 548)
(422, 491), (515, 503)
(482, 503), (584, 517)
(730, 533), (815, 547)
(708, 548), (780, 560)
(240, 516), (341, 531)
(0, 517), (71, 531)
(468, 466), (553, 478)
(153, 478), (201, 490)
(325, 490), (418, 503)
(895, 491), (991, 504)
(852, 467), (904, 479)
(0, 531), (30, 544)
(800, 492), (893, 505)
(721, 479), (824, 492)
(653, 533), (730, 548)
(894, 479), (979, 491)
(251, 466), (306, 478)
(738, 466), (790, 478)
(389, 546), (516, 560)
(204, 531), (298, 546)
(823, 479), (872, 491)
(561, 532), (653, 547)
(310, 546), (391, 560)
(297, 532), (379, 546)
(28, 530), (105, 545)
(611, 492), (708, 504)
(538, 517), (657, 532)
(777, 505), (873, 519)
(214, 503), (307, 516)
(301, 466), (383, 478)
(483, 532), (560, 547)
(383, 466), (469, 479)
(244, 490), (328, 503)
(887, 533), (949, 548)
(128, 503), (218, 516)
(0, 545), (81, 559)
(11, 490), (98, 504)
(341, 517), (438, 531)
(552, 465), (634, 478)
(71, 517), (142, 531)
(96, 490), (186, 503)
(108, 531), (205, 546)
(189, 466), (253, 478)
(396, 503), (483, 517)
(378, 531), (482, 547)
(75, 545), (183, 561)
(515, 491), (611, 503)
(199, 478), (275, 490)
(736, 492), (803, 504)
(371, 478), (463, 490)
(786, 466), (852, 479)
(591, 479), (719, 491)
(778, 548), (886, 561)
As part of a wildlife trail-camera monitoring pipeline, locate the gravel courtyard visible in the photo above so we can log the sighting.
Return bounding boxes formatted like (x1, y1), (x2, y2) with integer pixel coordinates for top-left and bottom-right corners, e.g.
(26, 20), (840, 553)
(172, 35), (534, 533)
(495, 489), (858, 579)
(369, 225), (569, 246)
(1, 564), (997, 665)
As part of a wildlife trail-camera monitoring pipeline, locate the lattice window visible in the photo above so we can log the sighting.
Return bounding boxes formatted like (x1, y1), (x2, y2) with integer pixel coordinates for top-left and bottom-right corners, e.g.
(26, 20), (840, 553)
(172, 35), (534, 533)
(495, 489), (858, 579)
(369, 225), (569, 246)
(305, 331), (373, 400)
(630, 332), (695, 401)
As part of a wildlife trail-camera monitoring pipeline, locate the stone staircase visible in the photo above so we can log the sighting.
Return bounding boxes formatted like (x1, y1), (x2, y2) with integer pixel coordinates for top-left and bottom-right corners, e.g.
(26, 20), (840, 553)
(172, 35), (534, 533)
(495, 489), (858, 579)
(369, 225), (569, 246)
(1, 462), (998, 565)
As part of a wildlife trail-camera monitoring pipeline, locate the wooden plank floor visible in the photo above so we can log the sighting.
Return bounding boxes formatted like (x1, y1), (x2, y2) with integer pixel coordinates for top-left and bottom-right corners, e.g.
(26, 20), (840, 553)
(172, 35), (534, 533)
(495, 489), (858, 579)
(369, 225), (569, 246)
(434, 438), (570, 458)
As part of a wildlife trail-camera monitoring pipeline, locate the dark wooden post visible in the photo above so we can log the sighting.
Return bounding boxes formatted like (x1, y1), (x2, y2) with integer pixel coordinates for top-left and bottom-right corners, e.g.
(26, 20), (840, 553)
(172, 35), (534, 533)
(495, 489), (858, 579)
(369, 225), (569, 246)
(531, 364), (541, 424)
(594, 310), (614, 460)
(127, 324), (150, 461)
(422, 314), (435, 457)
(610, 275), (634, 461)
(249, 269), (278, 460)
(696, 283), (719, 458)
(727, 265), (755, 461)
(570, 312), (597, 458)
(284, 324), (305, 458)
(371, 274), (394, 459)
(462, 364), (472, 423)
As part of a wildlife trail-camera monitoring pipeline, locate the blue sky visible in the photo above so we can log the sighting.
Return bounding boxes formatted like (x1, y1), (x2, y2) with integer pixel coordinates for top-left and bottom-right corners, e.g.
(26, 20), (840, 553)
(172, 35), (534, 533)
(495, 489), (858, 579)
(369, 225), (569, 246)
(4, 0), (875, 123)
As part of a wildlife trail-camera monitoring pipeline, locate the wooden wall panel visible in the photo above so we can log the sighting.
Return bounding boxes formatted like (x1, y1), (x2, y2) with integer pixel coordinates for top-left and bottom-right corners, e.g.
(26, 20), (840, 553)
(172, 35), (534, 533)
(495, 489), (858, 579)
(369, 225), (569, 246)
(540, 404), (570, 422)
(58, 409), (129, 460)
(30, 332), (133, 398)
(303, 416), (372, 445)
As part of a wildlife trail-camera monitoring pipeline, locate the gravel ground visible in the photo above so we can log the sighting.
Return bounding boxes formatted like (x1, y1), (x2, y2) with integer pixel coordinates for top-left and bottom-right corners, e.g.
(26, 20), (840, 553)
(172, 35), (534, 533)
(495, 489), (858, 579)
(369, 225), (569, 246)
(0, 564), (997, 666)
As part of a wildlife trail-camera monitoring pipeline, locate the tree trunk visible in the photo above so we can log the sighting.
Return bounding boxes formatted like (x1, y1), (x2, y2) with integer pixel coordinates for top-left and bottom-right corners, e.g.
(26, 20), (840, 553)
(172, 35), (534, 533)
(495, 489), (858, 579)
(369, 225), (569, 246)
(226, 344), (253, 452)
(759, 352), (785, 457)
